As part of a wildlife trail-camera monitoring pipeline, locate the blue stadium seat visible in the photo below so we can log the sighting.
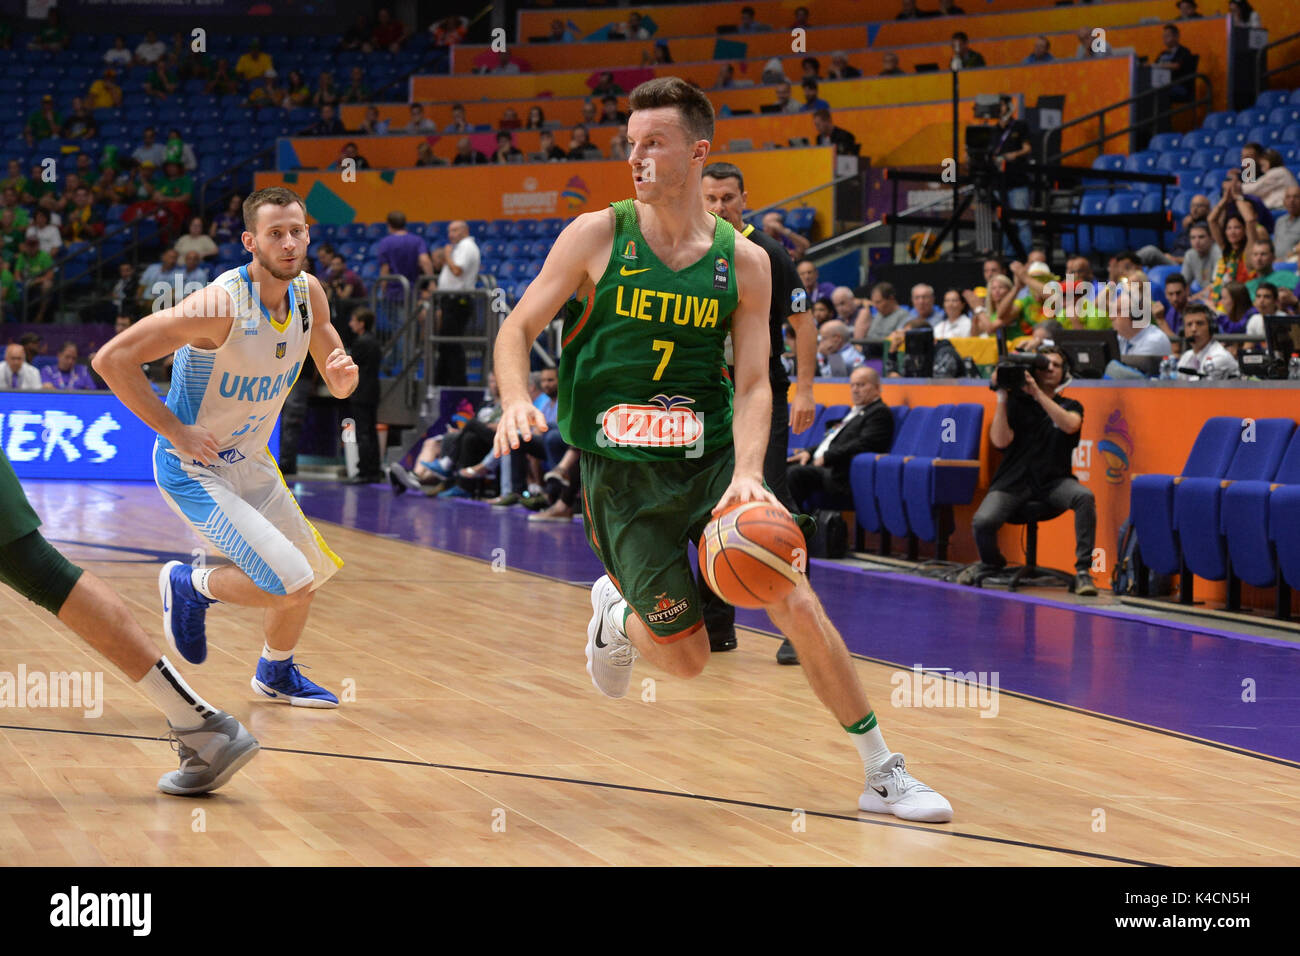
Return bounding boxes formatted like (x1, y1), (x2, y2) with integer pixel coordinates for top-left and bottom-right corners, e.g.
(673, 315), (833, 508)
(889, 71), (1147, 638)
(1290, 89), (1300, 107)
(484, 219), (512, 238)
(496, 260), (518, 280)
(363, 223), (385, 241)
(1280, 144), (1300, 167)
(513, 219), (539, 238)
(1255, 90), (1290, 112)
(1199, 167), (1226, 191)
(1123, 151), (1159, 174)
(526, 239), (549, 259)
(1175, 418), (1294, 582)
(1094, 191), (1141, 252)
(1147, 263), (1179, 305)
(1129, 417), (1241, 577)
(521, 260), (543, 280)
(539, 217), (563, 237)
(1212, 127), (1247, 149)
(512, 279), (532, 302)
(1155, 149), (1191, 172)
(849, 405), (912, 538)
(785, 207), (815, 233)
(1245, 124), (1281, 145)
(467, 219), (489, 237)
(902, 403), (983, 554)
(1188, 147), (1223, 170)
(1268, 106), (1300, 127)
(1091, 154), (1125, 173)
(1076, 193), (1107, 255)
(483, 240), (507, 259)
(1236, 108), (1269, 129)
(1223, 430), (1300, 588)
(1147, 132), (1183, 153)
(877, 404), (955, 543)
(1282, 125), (1300, 144)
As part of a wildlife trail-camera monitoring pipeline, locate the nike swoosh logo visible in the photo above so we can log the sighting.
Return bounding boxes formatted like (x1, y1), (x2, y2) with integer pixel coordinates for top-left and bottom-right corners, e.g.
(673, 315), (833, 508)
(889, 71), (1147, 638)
(594, 616), (608, 649)
(619, 266), (651, 276)
(872, 785), (889, 797)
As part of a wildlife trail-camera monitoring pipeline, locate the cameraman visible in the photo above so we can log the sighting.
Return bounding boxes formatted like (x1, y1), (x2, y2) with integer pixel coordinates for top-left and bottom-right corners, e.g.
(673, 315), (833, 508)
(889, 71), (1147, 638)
(958, 346), (1098, 595)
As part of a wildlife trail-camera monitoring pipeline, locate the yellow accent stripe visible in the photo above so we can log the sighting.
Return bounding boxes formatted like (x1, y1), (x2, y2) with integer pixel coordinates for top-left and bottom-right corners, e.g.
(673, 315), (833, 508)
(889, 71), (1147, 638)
(265, 448), (344, 570)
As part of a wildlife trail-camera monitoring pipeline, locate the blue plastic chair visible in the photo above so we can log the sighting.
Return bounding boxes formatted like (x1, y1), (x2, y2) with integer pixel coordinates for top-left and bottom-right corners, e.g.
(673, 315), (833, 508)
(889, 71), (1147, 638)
(901, 402), (984, 556)
(850, 405), (920, 539)
(1223, 430), (1300, 589)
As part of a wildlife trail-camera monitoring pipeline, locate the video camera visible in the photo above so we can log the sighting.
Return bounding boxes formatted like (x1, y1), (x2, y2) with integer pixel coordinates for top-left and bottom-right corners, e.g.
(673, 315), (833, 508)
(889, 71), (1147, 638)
(992, 352), (1049, 391)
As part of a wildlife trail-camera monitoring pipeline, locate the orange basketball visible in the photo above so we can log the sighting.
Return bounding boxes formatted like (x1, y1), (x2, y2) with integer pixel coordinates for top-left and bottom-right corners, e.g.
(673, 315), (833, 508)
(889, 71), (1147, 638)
(698, 501), (805, 608)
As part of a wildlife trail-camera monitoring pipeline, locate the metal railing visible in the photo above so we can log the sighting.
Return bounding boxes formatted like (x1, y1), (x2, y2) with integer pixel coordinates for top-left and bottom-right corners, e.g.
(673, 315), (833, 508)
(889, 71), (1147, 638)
(1045, 71), (1213, 165)
(1256, 29), (1300, 93)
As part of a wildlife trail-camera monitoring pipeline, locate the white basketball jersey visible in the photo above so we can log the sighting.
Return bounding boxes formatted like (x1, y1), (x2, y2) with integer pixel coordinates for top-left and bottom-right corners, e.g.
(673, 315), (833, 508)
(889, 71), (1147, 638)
(159, 266), (313, 464)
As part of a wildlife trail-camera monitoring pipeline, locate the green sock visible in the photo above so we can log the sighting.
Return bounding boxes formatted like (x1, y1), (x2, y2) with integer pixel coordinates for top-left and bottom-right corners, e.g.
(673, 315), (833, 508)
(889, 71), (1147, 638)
(844, 711), (891, 774)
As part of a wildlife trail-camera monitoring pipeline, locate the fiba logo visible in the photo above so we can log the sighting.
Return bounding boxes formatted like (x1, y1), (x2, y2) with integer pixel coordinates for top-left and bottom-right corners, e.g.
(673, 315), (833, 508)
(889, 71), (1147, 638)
(523, 177), (538, 191)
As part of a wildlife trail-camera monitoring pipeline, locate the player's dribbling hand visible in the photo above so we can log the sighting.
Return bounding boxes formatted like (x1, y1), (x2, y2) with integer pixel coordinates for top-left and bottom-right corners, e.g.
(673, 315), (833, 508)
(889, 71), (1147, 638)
(712, 474), (783, 516)
(493, 400), (548, 457)
(325, 347), (359, 393)
(171, 424), (221, 466)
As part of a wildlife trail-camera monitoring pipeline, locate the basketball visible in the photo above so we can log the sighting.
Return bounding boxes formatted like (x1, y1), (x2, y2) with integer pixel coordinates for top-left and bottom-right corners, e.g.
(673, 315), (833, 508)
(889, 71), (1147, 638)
(698, 501), (805, 608)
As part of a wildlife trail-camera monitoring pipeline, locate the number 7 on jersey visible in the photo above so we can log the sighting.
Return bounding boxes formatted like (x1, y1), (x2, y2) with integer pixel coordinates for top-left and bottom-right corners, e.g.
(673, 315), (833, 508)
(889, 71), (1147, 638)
(651, 339), (674, 381)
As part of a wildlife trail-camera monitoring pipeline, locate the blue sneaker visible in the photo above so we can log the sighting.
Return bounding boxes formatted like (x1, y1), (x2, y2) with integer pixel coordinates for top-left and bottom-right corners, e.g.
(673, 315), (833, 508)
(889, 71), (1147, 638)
(159, 560), (214, 665)
(251, 657), (339, 708)
(437, 485), (471, 498)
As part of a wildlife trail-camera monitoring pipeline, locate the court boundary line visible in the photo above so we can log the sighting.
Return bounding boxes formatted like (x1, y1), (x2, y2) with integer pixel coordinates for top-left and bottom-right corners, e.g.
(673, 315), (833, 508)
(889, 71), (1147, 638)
(0, 722), (1159, 867)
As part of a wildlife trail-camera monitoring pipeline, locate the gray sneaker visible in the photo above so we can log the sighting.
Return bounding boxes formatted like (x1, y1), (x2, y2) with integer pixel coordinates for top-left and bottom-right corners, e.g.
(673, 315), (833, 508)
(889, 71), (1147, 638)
(388, 463), (422, 494)
(158, 711), (260, 796)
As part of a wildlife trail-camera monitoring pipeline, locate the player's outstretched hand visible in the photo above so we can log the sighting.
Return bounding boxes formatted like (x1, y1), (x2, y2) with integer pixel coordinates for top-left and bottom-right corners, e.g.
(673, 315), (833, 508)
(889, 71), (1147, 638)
(326, 347), (359, 393)
(493, 400), (548, 457)
(171, 423), (221, 466)
(712, 474), (783, 516)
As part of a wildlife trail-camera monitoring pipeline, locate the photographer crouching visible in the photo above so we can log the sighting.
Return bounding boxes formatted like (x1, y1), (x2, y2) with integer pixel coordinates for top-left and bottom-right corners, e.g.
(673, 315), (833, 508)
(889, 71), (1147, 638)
(957, 346), (1098, 595)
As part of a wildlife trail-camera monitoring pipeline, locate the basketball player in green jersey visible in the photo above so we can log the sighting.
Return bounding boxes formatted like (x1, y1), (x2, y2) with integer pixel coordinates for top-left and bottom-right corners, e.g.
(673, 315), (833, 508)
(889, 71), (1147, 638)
(493, 78), (951, 822)
(0, 447), (258, 795)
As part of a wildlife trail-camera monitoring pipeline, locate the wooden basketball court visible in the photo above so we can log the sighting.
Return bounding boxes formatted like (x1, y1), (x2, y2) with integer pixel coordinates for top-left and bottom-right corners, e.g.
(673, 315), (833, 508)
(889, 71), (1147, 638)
(2, 482), (1297, 867)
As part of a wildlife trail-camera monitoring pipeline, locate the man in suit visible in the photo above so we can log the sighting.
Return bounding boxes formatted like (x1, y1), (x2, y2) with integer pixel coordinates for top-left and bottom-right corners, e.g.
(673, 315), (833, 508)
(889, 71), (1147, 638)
(786, 366), (893, 513)
(344, 307), (383, 484)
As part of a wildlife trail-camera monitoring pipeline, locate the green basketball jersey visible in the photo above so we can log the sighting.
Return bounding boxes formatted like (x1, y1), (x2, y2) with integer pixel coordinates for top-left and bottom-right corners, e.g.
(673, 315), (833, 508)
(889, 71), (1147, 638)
(558, 199), (739, 462)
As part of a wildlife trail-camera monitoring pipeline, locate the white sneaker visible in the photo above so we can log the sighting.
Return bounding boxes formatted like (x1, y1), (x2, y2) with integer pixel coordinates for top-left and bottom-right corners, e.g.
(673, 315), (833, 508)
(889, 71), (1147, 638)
(859, 753), (953, 823)
(585, 575), (637, 699)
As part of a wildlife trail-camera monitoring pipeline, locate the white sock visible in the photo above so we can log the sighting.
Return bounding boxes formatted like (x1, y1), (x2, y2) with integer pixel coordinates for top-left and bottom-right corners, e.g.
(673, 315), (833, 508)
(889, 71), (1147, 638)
(847, 714), (893, 774)
(607, 598), (629, 638)
(190, 566), (217, 601)
(261, 643), (293, 662)
(139, 657), (217, 731)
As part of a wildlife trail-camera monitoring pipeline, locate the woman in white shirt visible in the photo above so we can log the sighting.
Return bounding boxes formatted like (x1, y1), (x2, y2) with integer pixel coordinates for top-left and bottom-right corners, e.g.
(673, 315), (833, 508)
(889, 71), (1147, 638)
(1229, 0), (1262, 28)
(1241, 149), (1298, 210)
(933, 288), (972, 339)
(26, 209), (62, 255)
(173, 216), (218, 260)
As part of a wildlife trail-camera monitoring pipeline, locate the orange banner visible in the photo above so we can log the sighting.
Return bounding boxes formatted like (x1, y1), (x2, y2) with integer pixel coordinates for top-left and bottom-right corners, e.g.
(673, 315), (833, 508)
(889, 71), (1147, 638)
(255, 145), (834, 228)
(805, 379), (1300, 608)
(516, 0), (1058, 40)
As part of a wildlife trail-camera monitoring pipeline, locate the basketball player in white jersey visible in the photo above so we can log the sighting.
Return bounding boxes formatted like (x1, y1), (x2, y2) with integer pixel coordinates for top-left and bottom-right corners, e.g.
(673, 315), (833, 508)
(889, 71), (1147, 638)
(94, 187), (357, 707)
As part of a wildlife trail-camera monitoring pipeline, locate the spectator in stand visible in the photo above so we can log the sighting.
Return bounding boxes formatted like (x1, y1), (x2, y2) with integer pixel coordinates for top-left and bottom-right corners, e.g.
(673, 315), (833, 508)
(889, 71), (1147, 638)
(933, 289), (973, 339)
(1217, 281), (1257, 334)
(735, 5), (771, 31)
(814, 321), (863, 376)
(0, 160), (28, 198)
(1154, 271), (1191, 335)
(2, 187), (31, 231)
(1154, 23), (1196, 101)
(1138, 193), (1209, 267)
(532, 130), (567, 162)
(205, 59), (238, 96)
(145, 57), (178, 101)
(1242, 148), (1298, 210)
(763, 210), (810, 257)
(910, 283), (940, 326)
(862, 281), (914, 341)
(1177, 303), (1239, 379)
(374, 210), (433, 301)
(181, 251), (209, 288)
(340, 14), (371, 51)
(282, 70), (311, 108)
(787, 367), (890, 514)
(608, 125), (630, 161)
(103, 35), (132, 67)
(372, 8), (407, 52)
(404, 103), (437, 134)
(499, 107), (522, 131)
(25, 209), (61, 255)
(812, 109), (860, 156)
(415, 142), (446, 167)
(879, 52), (905, 76)
(41, 342), (95, 391)
(1206, 187), (1256, 303)
(545, 19), (578, 43)
(799, 78), (830, 112)
(164, 129), (197, 172)
(831, 286), (869, 331)
(811, 297), (834, 325)
(245, 74), (286, 109)
(431, 16), (469, 46)
(235, 38), (273, 82)
(444, 103), (471, 134)
(715, 63), (738, 89)
(434, 220), (481, 386)
(1245, 283), (1283, 337)
(174, 217), (217, 260)
(210, 195), (242, 244)
(2, 343), (41, 389)
(610, 10), (651, 41)
(63, 186), (103, 242)
(567, 125), (603, 160)
(311, 104), (346, 136)
(341, 66), (370, 104)
(452, 137), (488, 165)
(87, 67), (123, 109)
(1178, 0), (1201, 19)
(331, 142), (371, 170)
(525, 106), (547, 130)
(765, 81), (802, 115)
(60, 98), (97, 139)
(110, 263), (138, 313)
(26, 95), (62, 141)
(132, 128), (166, 167)
(829, 51), (862, 79)
(1024, 36), (1054, 64)
(581, 100), (599, 126)
(1229, 0), (1262, 28)
(343, 307), (383, 484)
(314, 72), (340, 109)
(1274, 186), (1300, 262)
(796, 259), (835, 308)
(326, 254), (366, 301)
(951, 32), (986, 68)
(156, 161), (193, 206)
(896, 0), (936, 18)
(599, 96), (627, 125)
(137, 249), (183, 303)
(135, 30), (166, 65)
(592, 72), (623, 97)
(357, 105), (389, 135)
(489, 50), (525, 74)
(1181, 220), (1220, 287)
(1245, 237), (1299, 297)
(1075, 25), (1111, 57)
(14, 236), (54, 321)
(491, 132), (524, 164)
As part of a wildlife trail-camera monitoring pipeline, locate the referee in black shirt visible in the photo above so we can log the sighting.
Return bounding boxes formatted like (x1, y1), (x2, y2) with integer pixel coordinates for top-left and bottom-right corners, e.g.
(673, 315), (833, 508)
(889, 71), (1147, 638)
(700, 162), (818, 663)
